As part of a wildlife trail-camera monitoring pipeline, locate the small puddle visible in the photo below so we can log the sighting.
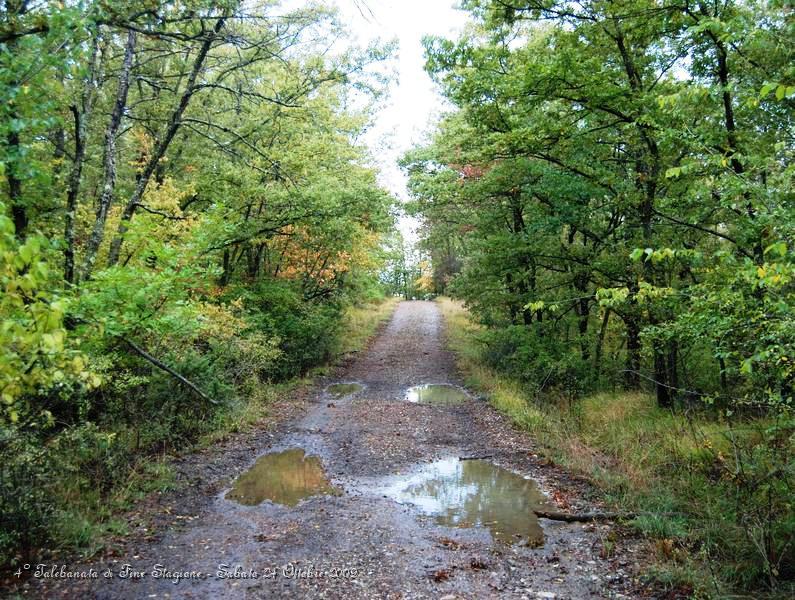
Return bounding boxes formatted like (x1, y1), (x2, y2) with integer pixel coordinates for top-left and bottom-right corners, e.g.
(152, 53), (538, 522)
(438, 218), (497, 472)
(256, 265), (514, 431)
(326, 383), (363, 398)
(226, 448), (338, 507)
(406, 384), (468, 405)
(384, 458), (550, 545)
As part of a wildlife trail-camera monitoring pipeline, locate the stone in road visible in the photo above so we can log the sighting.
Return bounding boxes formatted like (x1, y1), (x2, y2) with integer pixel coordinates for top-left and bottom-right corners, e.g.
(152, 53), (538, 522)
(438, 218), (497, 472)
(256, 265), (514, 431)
(28, 301), (641, 599)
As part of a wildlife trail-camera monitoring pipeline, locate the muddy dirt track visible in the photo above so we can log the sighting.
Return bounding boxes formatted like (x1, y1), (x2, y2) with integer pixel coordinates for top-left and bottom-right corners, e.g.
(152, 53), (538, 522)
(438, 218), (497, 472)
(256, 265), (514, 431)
(24, 301), (647, 599)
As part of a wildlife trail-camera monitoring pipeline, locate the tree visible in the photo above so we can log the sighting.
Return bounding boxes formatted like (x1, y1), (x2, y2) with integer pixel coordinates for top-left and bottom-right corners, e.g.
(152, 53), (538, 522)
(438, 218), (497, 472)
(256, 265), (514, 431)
(408, 0), (794, 409)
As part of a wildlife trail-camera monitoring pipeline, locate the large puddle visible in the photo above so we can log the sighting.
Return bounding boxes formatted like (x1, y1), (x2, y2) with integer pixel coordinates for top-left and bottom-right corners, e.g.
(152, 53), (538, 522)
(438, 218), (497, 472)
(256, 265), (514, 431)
(406, 384), (468, 405)
(326, 383), (363, 398)
(226, 449), (338, 507)
(383, 458), (550, 545)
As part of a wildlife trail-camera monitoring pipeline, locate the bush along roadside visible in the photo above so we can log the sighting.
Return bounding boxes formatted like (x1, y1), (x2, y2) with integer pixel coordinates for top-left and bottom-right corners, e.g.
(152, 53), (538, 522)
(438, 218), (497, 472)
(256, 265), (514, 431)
(438, 297), (794, 599)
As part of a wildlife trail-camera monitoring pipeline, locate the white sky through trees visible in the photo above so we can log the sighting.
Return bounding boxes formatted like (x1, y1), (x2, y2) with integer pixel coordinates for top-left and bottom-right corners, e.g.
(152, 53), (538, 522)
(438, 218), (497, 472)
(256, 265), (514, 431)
(333, 0), (469, 242)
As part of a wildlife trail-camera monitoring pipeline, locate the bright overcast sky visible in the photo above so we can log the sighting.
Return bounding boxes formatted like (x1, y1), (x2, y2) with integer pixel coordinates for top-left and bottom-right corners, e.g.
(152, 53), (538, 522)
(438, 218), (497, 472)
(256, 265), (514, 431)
(331, 0), (470, 241)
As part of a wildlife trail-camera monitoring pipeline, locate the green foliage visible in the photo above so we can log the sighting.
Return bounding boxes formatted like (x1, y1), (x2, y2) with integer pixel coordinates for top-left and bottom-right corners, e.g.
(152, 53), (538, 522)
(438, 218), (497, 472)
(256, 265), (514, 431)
(0, 430), (57, 564)
(444, 297), (795, 595)
(0, 206), (98, 426)
(480, 325), (590, 398)
(237, 280), (342, 379)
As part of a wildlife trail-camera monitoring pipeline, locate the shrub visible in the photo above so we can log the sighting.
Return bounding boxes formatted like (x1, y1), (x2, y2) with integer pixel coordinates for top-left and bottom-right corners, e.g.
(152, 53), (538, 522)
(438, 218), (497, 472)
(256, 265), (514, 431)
(0, 430), (57, 566)
(236, 280), (342, 379)
(479, 324), (591, 398)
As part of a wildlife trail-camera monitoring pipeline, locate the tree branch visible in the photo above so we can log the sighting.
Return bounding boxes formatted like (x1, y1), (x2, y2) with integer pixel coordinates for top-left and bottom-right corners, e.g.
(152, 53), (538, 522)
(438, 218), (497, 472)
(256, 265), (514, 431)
(120, 336), (219, 405)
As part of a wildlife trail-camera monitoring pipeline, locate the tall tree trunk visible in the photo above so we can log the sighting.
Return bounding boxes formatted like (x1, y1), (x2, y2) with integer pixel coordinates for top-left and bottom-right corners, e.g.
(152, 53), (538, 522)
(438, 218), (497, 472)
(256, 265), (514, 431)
(7, 127), (25, 238)
(594, 307), (611, 377)
(220, 248), (232, 286)
(719, 356), (728, 395)
(80, 29), (135, 282)
(614, 17), (668, 402)
(5, 22), (25, 239)
(713, 36), (764, 265)
(572, 264), (591, 362)
(509, 190), (533, 325)
(63, 106), (85, 284)
(577, 296), (590, 362)
(688, 2), (764, 264)
(667, 341), (679, 395)
(52, 126), (66, 171)
(107, 16), (227, 267)
(63, 32), (101, 284)
(654, 351), (672, 408)
(624, 309), (641, 388)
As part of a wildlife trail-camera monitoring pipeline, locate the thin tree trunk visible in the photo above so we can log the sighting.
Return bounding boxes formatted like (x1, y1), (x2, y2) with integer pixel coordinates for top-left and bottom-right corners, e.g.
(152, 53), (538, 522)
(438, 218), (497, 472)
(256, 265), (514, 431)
(654, 349), (672, 408)
(594, 307), (611, 376)
(667, 341), (679, 394)
(7, 126), (25, 238)
(615, 18), (670, 404)
(63, 106), (85, 284)
(577, 296), (590, 361)
(533, 509), (635, 523)
(719, 356), (728, 395)
(107, 16), (227, 267)
(572, 265), (590, 361)
(5, 33), (25, 238)
(220, 248), (232, 286)
(624, 311), (641, 388)
(80, 28), (135, 282)
(509, 192), (534, 325)
(686, 2), (764, 265)
(52, 127), (66, 170)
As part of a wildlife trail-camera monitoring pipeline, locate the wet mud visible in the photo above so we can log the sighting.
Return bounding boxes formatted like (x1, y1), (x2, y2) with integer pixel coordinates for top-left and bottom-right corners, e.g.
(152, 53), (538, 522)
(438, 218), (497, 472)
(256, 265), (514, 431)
(381, 457), (551, 546)
(326, 383), (364, 398)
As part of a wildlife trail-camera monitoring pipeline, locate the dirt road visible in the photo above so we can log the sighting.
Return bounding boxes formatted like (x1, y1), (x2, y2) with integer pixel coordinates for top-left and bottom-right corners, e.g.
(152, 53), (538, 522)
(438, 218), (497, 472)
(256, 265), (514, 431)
(26, 301), (643, 599)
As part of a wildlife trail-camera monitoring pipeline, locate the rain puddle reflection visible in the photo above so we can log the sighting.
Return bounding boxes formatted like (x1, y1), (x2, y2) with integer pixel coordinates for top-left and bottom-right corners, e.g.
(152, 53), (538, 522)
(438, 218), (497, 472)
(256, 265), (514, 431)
(384, 458), (551, 545)
(406, 384), (468, 405)
(226, 448), (338, 507)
